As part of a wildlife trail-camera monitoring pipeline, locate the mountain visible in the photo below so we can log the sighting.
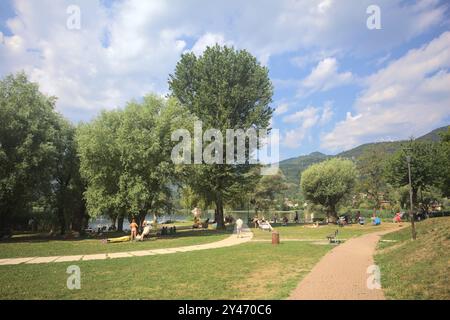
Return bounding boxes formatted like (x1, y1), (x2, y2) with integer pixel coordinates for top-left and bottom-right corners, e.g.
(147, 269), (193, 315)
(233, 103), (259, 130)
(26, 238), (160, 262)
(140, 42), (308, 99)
(337, 125), (449, 159)
(278, 152), (330, 185)
(278, 125), (449, 189)
(336, 141), (401, 159)
(417, 126), (448, 142)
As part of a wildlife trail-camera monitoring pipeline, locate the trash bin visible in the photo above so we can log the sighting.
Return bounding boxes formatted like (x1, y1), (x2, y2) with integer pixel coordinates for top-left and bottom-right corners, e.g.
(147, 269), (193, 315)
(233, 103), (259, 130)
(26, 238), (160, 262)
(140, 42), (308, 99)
(272, 231), (280, 245)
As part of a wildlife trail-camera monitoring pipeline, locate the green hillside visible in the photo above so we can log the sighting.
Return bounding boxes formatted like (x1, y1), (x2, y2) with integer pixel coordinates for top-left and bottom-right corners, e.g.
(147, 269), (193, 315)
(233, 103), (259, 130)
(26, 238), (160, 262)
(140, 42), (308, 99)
(278, 152), (330, 185)
(375, 217), (450, 299)
(278, 125), (449, 191)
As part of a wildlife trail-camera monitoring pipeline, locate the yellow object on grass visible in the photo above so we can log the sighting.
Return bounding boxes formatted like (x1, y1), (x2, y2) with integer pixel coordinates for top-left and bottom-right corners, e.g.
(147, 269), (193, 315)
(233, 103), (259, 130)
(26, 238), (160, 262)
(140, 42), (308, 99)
(107, 235), (131, 243)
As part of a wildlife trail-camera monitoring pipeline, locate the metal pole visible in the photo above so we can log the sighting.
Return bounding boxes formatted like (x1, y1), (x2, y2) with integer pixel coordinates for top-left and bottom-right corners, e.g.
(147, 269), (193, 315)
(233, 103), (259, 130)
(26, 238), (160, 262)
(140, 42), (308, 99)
(407, 156), (417, 240)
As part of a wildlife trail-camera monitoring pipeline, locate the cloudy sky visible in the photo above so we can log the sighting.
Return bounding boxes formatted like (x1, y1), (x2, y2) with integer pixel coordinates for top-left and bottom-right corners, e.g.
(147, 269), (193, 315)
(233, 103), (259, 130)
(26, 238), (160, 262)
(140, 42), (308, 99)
(1, 0), (449, 160)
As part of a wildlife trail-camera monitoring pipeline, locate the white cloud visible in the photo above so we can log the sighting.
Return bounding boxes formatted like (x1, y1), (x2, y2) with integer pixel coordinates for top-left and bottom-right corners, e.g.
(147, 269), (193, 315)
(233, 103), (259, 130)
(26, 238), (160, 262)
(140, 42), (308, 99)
(282, 102), (333, 148)
(0, 0), (447, 121)
(274, 102), (290, 116)
(283, 106), (319, 124)
(298, 58), (353, 96)
(189, 33), (232, 56)
(319, 101), (334, 125)
(321, 31), (450, 152)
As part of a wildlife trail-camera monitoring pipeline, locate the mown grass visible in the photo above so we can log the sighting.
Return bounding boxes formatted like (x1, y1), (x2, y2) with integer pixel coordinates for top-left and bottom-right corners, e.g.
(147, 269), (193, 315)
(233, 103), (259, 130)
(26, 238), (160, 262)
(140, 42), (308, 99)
(0, 228), (231, 259)
(252, 222), (398, 241)
(375, 217), (450, 300)
(0, 241), (331, 300)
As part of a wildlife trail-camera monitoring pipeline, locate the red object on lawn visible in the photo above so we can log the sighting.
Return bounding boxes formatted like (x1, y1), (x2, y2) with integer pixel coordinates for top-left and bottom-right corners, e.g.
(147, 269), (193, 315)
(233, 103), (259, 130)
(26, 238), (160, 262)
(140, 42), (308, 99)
(272, 231), (280, 245)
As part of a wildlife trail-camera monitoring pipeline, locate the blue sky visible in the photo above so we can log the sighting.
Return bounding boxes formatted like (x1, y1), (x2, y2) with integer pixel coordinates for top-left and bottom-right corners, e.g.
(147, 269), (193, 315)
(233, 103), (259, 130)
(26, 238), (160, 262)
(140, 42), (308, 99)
(1, 0), (449, 160)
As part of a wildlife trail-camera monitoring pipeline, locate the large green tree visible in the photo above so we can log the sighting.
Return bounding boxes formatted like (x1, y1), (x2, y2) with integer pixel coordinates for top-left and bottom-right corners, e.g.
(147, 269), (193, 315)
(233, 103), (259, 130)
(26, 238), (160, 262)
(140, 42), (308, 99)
(77, 95), (190, 228)
(356, 145), (389, 211)
(385, 140), (443, 210)
(0, 73), (60, 233)
(169, 45), (273, 228)
(439, 127), (450, 197)
(251, 169), (289, 215)
(50, 120), (86, 234)
(300, 158), (358, 222)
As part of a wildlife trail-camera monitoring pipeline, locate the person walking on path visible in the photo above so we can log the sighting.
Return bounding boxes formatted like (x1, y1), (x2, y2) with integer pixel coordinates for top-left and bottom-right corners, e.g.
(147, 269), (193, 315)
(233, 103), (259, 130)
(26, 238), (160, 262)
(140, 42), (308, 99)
(236, 218), (244, 238)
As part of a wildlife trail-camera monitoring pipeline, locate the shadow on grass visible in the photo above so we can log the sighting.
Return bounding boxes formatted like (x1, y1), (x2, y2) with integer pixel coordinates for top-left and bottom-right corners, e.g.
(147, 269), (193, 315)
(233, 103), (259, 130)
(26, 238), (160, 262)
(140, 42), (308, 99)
(4, 225), (234, 244)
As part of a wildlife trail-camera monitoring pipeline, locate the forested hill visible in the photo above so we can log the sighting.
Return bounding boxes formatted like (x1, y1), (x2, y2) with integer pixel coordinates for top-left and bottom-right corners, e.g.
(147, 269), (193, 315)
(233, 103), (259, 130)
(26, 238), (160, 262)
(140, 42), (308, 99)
(278, 125), (449, 186)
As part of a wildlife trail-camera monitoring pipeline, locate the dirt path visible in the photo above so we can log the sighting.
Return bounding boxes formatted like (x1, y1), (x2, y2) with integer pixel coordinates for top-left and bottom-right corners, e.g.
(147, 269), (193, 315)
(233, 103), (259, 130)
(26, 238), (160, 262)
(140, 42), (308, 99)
(289, 227), (402, 300)
(0, 226), (253, 266)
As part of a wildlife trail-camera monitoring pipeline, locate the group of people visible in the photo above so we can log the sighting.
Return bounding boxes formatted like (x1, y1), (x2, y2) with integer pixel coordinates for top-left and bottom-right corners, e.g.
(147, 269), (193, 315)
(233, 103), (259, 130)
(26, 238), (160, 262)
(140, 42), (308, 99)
(339, 211), (381, 226)
(270, 212), (300, 225)
(129, 219), (152, 241)
(161, 226), (177, 235)
(252, 216), (274, 231)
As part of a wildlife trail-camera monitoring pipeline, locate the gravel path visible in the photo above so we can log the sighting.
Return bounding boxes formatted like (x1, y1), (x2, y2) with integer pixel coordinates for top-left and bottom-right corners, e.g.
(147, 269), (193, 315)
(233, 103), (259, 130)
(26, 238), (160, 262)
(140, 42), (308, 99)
(0, 227), (253, 266)
(289, 227), (402, 300)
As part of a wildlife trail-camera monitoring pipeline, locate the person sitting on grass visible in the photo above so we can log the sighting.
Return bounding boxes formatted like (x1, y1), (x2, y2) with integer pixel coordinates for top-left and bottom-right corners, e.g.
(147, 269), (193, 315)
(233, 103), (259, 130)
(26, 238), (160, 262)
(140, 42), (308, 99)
(372, 216), (381, 226)
(358, 216), (365, 225)
(136, 220), (152, 241)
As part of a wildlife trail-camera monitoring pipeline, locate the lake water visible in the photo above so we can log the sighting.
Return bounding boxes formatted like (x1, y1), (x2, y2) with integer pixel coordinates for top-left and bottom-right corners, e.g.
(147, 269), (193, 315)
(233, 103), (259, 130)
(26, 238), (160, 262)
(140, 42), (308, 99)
(88, 214), (190, 230)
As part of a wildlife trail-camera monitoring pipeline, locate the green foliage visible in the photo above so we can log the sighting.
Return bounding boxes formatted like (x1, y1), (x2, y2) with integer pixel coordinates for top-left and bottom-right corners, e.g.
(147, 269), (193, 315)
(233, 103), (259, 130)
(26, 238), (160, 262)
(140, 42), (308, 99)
(300, 158), (358, 220)
(278, 152), (330, 198)
(77, 95), (190, 224)
(169, 45), (273, 130)
(278, 126), (448, 197)
(356, 145), (389, 210)
(376, 217), (450, 299)
(384, 140), (444, 204)
(169, 45), (273, 227)
(439, 127), (450, 197)
(0, 73), (65, 231)
(251, 169), (289, 214)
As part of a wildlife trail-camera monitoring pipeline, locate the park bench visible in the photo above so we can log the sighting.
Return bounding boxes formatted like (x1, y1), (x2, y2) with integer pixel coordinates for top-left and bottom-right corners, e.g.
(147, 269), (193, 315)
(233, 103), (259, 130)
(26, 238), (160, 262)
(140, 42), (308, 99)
(326, 230), (341, 244)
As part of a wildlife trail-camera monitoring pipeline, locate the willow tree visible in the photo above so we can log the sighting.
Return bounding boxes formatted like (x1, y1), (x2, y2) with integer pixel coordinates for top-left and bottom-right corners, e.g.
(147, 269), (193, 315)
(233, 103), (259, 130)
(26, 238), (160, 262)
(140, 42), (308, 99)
(301, 158), (357, 222)
(0, 73), (60, 233)
(77, 95), (191, 229)
(169, 45), (273, 228)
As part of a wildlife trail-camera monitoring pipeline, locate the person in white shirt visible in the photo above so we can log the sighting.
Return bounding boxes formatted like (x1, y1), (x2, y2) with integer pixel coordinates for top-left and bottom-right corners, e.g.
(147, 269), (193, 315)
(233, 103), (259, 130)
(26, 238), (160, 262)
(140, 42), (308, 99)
(136, 221), (152, 241)
(236, 218), (244, 238)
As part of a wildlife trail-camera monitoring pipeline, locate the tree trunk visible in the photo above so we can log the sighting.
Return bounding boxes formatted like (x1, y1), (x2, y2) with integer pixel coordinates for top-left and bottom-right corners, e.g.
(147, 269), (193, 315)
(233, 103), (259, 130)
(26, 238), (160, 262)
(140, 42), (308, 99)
(57, 208), (66, 235)
(215, 196), (225, 230)
(71, 203), (86, 232)
(138, 211), (147, 226)
(327, 204), (338, 223)
(117, 216), (124, 232)
(0, 209), (12, 236)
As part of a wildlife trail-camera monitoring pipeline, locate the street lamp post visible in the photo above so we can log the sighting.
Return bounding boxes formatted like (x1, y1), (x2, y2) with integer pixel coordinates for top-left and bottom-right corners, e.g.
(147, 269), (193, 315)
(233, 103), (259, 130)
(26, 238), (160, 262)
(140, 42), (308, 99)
(406, 155), (417, 240)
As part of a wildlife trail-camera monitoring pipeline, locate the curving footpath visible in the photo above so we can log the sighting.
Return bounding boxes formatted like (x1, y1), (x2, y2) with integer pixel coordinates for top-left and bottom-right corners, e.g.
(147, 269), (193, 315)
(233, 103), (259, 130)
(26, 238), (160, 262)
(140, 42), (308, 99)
(289, 227), (403, 300)
(0, 227), (253, 266)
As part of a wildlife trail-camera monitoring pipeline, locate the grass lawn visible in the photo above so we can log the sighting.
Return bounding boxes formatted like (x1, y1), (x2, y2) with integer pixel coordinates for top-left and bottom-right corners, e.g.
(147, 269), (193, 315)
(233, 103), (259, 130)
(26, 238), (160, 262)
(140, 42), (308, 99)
(0, 228), (231, 259)
(375, 217), (450, 300)
(252, 222), (399, 241)
(0, 241), (332, 300)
